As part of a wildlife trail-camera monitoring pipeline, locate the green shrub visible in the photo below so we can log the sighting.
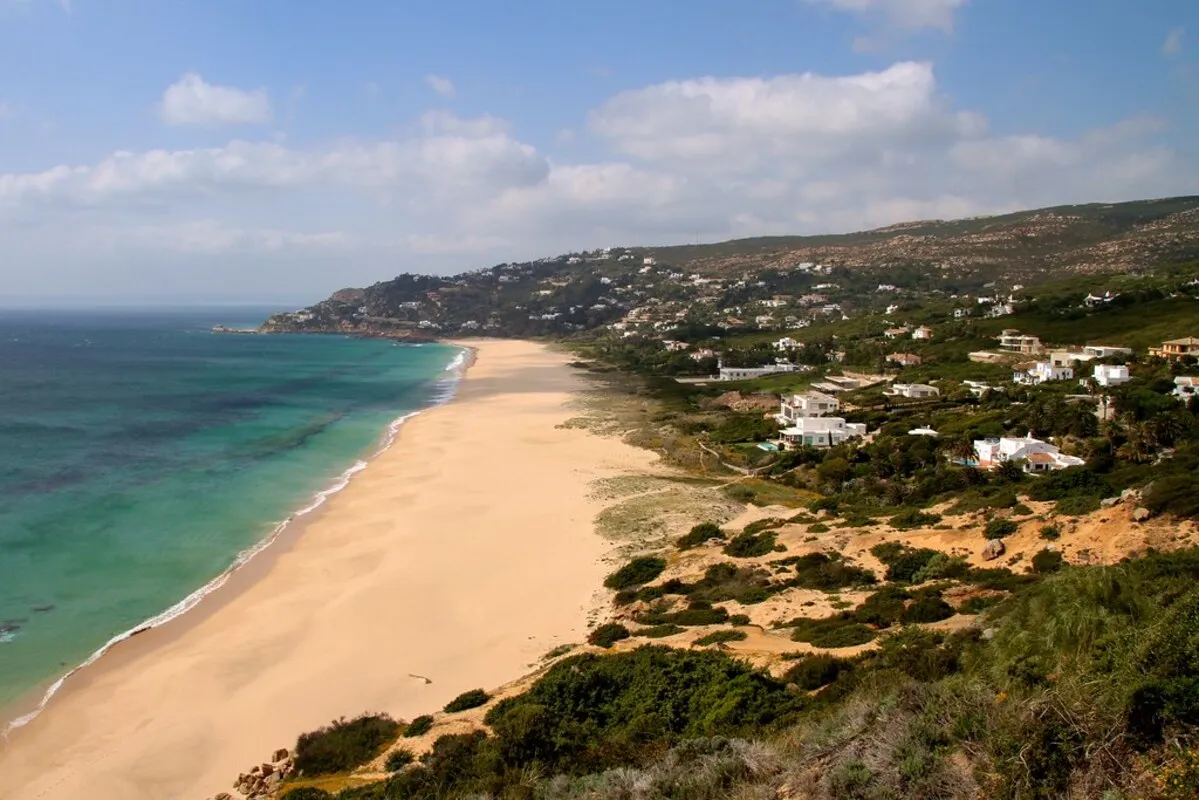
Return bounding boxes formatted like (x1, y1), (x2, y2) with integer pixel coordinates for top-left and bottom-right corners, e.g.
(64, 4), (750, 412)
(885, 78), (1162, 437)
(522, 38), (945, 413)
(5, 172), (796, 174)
(1012, 503), (1033, 516)
(809, 497), (839, 514)
(443, 689), (491, 713)
(744, 517), (787, 535)
(1144, 474), (1199, 518)
(604, 557), (667, 590)
(693, 629), (748, 646)
(791, 618), (877, 648)
(807, 523), (830, 533)
(871, 543), (940, 583)
(889, 508), (942, 529)
(1025, 467), (1112, 501)
(901, 595), (956, 624)
(729, 613), (752, 626)
(293, 714), (400, 776)
(403, 715), (434, 737)
(384, 748), (415, 772)
(676, 522), (725, 550)
(1054, 495), (1100, 516)
(638, 624), (686, 638)
(912, 552), (971, 582)
(784, 654), (853, 690)
(636, 601), (731, 627)
(588, 623), (631, 648)
(958, 595), (1001, 614)
(984, 518), (1019, 538)
(723, 531), (777, 558)
(1039, 524), (1062, 541)
(964, 567), (1037, 591)
(853, 586), (911, 628)
(1031, 548), (1065, 574)
(282, 789), (333, 800)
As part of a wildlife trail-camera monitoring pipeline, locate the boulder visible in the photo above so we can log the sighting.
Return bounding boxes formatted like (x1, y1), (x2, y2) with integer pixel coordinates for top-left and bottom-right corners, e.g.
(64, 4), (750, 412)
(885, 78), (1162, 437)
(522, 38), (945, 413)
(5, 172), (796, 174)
(1133, 507), (1152, 522)
(272, 748), (290, 763)
(1100, 496), (1121, 508)
(264, 772), (282, 789)
(215, 794), (234, 800)
(982, 539), (1006, 561)
(259, 763), (274, 777)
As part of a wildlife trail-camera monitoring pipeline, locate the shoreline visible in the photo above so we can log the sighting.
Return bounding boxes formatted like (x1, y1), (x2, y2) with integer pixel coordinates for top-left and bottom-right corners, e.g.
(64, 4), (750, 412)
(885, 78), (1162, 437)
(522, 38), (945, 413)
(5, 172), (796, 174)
(0, 342), (473, 738)
(0, 339), (657, 800)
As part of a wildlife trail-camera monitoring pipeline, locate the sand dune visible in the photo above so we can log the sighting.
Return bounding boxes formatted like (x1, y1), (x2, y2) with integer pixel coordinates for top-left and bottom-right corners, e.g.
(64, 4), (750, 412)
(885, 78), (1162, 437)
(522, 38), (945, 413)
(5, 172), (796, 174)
(0, 339), (657, 800)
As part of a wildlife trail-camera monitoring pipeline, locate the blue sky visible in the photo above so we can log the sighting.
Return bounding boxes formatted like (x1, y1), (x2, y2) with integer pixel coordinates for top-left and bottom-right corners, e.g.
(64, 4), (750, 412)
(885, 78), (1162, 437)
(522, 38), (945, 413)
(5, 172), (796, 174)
(0, 0), (1196, 303)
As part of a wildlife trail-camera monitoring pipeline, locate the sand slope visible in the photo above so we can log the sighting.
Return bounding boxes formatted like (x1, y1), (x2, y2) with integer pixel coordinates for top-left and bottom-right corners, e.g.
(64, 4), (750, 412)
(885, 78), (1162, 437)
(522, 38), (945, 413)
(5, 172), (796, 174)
(0, 339), (657, 800)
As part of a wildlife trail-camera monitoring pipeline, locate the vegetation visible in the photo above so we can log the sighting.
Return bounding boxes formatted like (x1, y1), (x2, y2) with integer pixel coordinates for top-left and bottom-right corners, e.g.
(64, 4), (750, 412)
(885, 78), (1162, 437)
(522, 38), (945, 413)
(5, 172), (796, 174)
(676, 522), (725, 550)
(984, 518), (1019, 539)
(722, 530), (778, 558)
(784, 654), (854, 690)
(603, 556), (666, 590)
(293, 715), (400, 776)
(693, 629), (749, 646)
(587, 623), (631, 648)
(383, 749), (414, 772)
(442, 689), (490, 714)
(402, 715), (433, 738)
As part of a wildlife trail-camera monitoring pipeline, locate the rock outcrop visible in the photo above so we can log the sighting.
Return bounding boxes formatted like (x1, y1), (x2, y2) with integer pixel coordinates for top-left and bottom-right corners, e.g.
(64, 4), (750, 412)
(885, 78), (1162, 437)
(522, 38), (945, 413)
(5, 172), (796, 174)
(982, 539), (1006, 561)
(219, 748), (294, 800)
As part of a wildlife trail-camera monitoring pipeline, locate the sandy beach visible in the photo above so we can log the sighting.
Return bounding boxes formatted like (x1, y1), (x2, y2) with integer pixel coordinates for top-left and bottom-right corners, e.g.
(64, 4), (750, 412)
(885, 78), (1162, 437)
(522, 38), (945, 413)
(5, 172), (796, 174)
(0, 339), (657, 800)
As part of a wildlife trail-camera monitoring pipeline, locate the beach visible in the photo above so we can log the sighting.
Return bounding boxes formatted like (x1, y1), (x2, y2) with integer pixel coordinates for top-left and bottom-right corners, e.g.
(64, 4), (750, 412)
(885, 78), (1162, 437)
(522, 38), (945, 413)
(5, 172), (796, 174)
(0, 339), (657, 800)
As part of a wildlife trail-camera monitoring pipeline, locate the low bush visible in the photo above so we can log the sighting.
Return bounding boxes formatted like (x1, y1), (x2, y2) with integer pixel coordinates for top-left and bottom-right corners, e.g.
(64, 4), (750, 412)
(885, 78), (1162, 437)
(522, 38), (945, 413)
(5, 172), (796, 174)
(901, 595), (956, 624)
(403, 715), (434, 738)
(694, 629), (749, 646)
(853, 586), (910, 628)
(870, 543), (941, 583)
(1039, 524), (1062, 541)
(958, 594), (1002, 614)
(807, 523), (830, 533)
(444, 689), (491, 713)
(984, 518), (1018, 539)
(293, 714), (400, 776)
(1031, 548), (1065, 574)
(588, 623), (631, 648)
(282, 789), (332, 800)
(638, 624), (686, 638)
(784, 552), (877, 590)
(784, 654), (853, 690)
(791, 617), (878, 648)
(384, 748), (415, 772)
(1054, 495), (1101, 517)
(1144, 474), (1199, 518)
(744, 517), (787, 535)
(723, 531), (777, 558)
(635, 602), (731, 628)
(964, 567), (1037, 591)
(604, 557), (667, 590)
(889, 508), (942, 529)
(1024, 466), (1112, 502)
(912, 553), (971, 582)
(676, 522), (725, 550)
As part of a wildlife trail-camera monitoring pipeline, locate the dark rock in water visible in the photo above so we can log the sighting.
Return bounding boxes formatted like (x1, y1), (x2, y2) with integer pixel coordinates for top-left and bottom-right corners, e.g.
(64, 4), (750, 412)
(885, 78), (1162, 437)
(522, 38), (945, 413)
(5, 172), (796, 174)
(32, 604), (56, 613)
(1, 620), (26, 634)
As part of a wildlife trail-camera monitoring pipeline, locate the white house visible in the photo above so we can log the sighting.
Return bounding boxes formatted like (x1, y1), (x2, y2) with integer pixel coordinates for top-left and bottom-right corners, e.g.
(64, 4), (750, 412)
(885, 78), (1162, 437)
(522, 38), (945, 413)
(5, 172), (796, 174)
(774, 337), (801, 351)
(643, 256), (657, 266)
(1084, 345), (1133, 359)
(661, 340), (691, 352)
(777, 391), (840, 424)
(1174, 376), (1199, 400)
(973, 436), (1086, 472)
(717, 361), (798, 381)
(780, 417), (868, 449)
(1050, 350), (1097, 367)
(886, 383), (941, 399)
(998, 330), (1042, 354)
(885, 327), (910, 339)
(1090, 364), (1130, 388)
(963, 380), (1000, 398)
(911, 326), (934, 341)
(1014, 362), (1074, 385)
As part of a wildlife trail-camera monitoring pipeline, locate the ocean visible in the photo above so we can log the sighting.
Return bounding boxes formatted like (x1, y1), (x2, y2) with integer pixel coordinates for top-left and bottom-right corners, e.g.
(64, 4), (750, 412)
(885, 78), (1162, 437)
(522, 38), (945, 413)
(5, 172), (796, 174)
(0, 309), (460, 725)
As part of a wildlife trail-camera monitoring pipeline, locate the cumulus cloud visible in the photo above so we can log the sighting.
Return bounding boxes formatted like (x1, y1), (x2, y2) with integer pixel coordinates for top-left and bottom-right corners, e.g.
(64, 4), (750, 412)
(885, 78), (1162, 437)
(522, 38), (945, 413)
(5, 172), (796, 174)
(1162, 26), (1185, 56)
(0, 64), (1190, 300)
(159, 73), (272, 126)
(805, 0), (968, 32)
(424, 74), (456, 98)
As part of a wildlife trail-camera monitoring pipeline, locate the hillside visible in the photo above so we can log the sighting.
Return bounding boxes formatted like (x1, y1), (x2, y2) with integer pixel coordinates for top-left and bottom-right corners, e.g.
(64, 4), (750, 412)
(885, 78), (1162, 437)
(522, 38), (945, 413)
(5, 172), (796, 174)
(255, 195), (1199, 341)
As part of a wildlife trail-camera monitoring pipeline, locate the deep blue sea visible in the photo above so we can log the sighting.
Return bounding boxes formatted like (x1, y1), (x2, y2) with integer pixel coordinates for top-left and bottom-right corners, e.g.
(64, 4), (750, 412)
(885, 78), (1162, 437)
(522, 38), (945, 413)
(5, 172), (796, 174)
(0, 309), (459, 723)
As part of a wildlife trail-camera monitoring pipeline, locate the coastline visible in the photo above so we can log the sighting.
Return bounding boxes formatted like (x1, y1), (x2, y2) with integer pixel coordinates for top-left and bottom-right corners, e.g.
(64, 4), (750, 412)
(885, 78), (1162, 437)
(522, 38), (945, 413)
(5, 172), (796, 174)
(0, 338), (656, 800)
(0, 341), (471, 739)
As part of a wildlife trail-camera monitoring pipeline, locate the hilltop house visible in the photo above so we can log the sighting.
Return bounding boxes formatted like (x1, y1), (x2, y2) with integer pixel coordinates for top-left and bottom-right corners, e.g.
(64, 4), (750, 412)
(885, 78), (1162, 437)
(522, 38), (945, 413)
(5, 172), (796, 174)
(885, 327), (910, 339)
(1014, 362), (1073, 385)
(780, 417), (868, 449)
(774, 337), (801, 351)
(911, 326), (934, 341)
(776, 391), (840, 424)
(1149, 337), (1199, 361)
(998, 330), (1043, 354)
(886, 383), (940, 399)
(1050, 350), (1097, 367)
(1174, 376), (1199, 400)
(973, 436), (1086, 472)
(717, 360), (799, 381)
(888, 353), (923, 367)
(1090, 364), (1131, 388)
(963, 380), (999, 398)
(1085, 345), (1134, 359)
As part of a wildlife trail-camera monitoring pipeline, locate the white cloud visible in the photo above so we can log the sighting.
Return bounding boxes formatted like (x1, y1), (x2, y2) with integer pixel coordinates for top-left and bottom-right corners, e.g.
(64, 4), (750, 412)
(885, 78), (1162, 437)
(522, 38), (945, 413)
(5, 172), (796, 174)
(424, 74), (456, 98)
(805, 0), (968, 31)
(1162, 26), (1185, 56)
(0, 65), (1190, 301)
(159, 73), (272, 127)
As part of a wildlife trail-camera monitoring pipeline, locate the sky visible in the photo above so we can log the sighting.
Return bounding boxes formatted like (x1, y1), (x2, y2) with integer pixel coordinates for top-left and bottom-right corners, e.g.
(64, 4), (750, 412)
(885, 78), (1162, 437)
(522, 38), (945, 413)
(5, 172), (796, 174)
(0, 0), (1196, 305)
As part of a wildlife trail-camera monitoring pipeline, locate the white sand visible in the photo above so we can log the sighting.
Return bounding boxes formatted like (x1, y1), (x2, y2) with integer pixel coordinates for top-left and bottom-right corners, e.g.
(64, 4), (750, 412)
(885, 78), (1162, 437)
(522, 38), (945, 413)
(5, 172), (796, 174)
(0, 339), (656, 800)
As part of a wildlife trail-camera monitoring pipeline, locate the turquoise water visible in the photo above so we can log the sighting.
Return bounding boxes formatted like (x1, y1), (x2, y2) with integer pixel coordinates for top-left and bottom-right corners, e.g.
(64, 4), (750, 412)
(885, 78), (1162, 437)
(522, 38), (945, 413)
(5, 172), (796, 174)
(0, 310), (459, 718)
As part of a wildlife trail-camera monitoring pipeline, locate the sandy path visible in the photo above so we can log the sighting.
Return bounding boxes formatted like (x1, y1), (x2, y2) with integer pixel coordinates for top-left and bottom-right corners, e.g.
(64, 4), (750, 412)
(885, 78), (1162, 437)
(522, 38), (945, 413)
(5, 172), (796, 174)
(0, 339), (656, 800)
